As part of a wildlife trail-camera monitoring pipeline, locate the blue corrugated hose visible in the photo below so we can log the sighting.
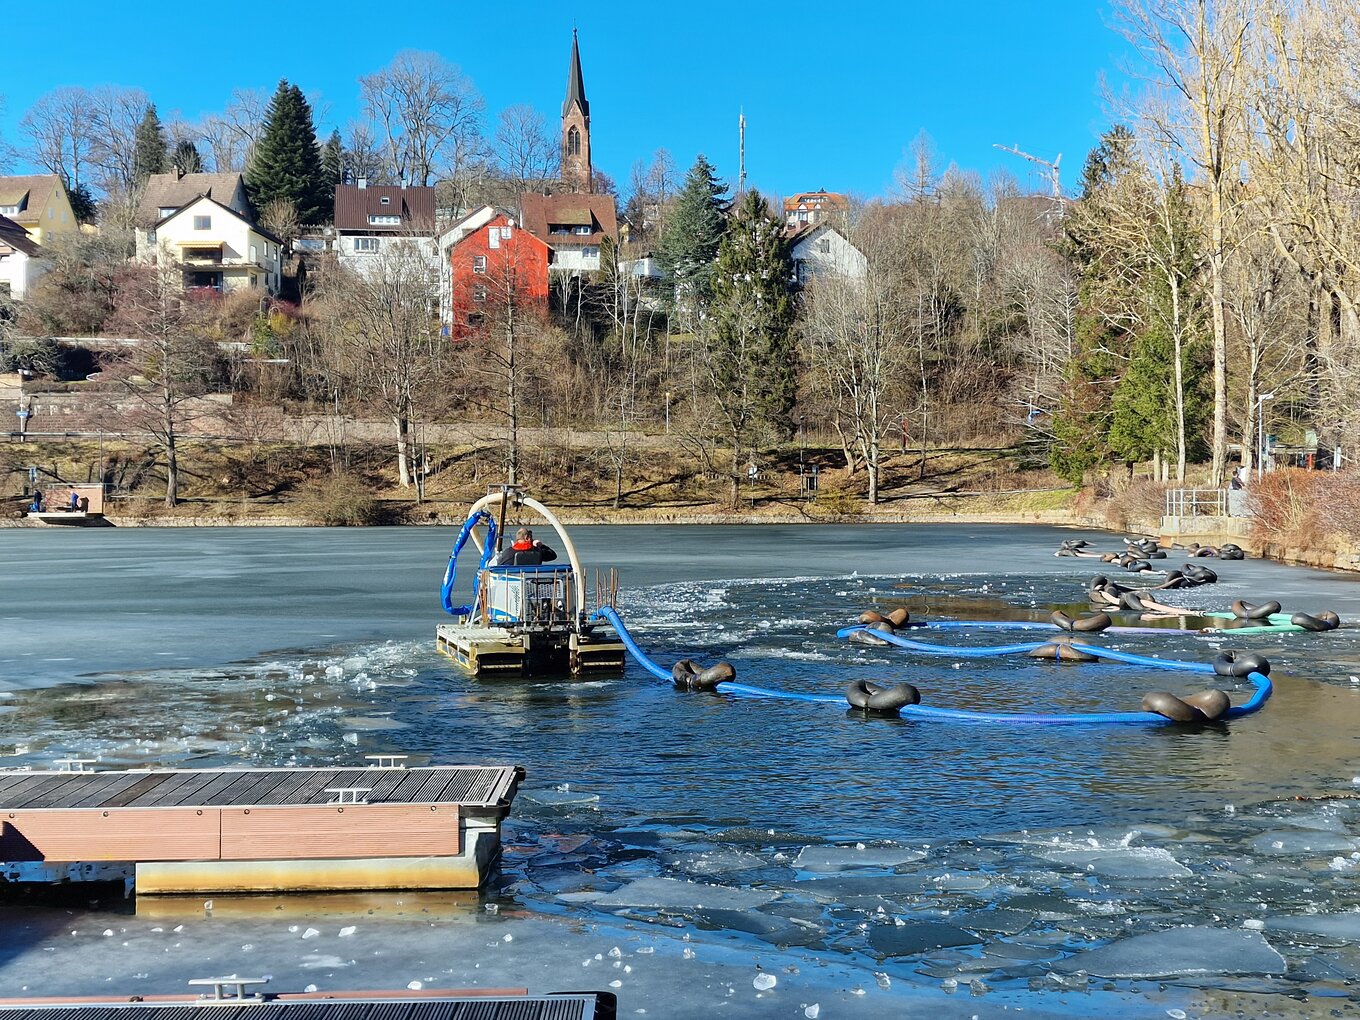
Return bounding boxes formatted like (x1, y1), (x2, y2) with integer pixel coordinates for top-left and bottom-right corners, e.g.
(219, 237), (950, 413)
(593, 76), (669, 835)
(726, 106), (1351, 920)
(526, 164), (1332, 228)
(592, 607), (1272, 726)
(441, 510), (499, 616)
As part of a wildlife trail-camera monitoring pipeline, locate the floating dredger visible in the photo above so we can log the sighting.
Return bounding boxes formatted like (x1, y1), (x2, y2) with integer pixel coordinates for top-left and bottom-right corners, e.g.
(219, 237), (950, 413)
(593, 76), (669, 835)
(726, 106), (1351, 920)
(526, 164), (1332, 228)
(436, 486), (626, 676)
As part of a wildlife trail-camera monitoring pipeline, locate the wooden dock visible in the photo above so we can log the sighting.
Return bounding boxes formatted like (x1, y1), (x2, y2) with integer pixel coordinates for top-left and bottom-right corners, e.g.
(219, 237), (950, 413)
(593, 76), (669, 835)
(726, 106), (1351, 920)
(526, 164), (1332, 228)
(0, 988), (614, 1020)
(0, 763), (522, 894)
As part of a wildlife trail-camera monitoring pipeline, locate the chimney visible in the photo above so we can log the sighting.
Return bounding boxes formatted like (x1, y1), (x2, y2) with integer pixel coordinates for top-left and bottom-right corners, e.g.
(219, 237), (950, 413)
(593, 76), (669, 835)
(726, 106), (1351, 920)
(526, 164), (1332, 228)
(400, 176), (408, 190)
(173, 164), (185, 180)
(357, 176), (367, 190)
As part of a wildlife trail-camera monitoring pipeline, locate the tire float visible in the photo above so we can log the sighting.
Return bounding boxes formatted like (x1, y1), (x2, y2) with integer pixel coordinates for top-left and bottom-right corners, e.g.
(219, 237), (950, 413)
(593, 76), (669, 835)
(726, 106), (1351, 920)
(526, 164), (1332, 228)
(672, 658), (737, 691)
(1231, 599), (1283, 620)
(1291, 610), (1341, 632)
(846, 679), (921, 716)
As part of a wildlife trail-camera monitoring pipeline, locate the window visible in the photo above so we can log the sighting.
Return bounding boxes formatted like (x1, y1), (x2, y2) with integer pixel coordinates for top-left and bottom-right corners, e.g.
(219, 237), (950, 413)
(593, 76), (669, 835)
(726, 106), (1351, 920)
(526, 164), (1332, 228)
(472, 255), (487, 273)
(193, 215), (211, 230)
(472, 285), (487, 303)
(355, 237), (380, 253)
(816, 238), (831, 254)
(500, 226), (512, 239)
(147, 230), (157, 244)
(0, 205), (18, 215)
(566, 126), (581, 157)
(488, 227), (500, 249)
(379, 196), (391, 205)
(250, 276), (258, 288)
(581, 245), (600, 258)
(48, 208), (54, 220)
(573, 225), (592, 235)
(249, 244), (258, 263)
(466, 312), (484, 327)
(158, 206), (178, 219)
(368, 214), (400, 225)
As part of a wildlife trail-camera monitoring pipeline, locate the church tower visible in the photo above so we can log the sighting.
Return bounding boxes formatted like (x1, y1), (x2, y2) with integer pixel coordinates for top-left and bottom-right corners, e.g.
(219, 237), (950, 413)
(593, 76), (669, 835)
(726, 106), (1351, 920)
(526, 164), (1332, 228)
(561, 29), (592, 194)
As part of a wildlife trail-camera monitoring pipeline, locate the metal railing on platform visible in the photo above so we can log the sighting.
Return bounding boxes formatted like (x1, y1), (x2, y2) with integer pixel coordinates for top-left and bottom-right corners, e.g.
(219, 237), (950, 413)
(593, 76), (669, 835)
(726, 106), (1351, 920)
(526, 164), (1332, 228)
(1165, 488), (1228, 517)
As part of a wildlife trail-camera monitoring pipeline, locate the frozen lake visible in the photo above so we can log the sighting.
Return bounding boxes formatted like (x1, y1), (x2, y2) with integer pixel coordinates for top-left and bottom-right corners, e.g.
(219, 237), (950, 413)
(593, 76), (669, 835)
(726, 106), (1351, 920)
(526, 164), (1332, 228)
(3, 522), (1360, 1016)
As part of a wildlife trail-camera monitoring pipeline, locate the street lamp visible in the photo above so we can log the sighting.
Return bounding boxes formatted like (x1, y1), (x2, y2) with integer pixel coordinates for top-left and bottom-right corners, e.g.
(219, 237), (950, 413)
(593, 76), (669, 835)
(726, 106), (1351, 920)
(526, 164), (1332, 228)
(1256, 392), (1275, 481)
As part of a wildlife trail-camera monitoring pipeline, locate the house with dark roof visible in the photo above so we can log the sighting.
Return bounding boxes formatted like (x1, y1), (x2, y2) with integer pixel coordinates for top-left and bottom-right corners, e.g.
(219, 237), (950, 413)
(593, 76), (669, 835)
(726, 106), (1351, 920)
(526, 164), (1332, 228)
(138, 194), (283, 296)
(519, 192), (618, 273)
(0, 214), (50, 300)
(0, 175), (78, 245)
(333, 181), (439, 277)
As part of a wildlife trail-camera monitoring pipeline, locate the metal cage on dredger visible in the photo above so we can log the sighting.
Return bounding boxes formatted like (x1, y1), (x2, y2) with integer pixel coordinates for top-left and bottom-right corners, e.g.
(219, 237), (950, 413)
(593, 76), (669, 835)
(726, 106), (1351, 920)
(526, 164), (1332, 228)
(436, 488), (626, 676)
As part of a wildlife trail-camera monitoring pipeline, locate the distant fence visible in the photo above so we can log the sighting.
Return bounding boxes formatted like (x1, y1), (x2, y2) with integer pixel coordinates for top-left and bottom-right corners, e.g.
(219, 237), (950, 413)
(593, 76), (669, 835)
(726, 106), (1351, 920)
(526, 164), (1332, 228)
(1165, 488), (1228, 517)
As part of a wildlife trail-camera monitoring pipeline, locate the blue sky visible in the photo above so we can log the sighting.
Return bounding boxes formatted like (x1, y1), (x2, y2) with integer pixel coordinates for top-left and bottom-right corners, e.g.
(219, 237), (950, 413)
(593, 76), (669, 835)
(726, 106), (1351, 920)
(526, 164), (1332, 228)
(3, 0), (1130, 200)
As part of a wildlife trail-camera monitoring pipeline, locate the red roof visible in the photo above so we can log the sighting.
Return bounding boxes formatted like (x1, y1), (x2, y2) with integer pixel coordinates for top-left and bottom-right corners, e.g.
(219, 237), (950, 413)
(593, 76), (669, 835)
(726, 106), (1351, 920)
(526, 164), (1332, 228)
(519, 192), (618, 248)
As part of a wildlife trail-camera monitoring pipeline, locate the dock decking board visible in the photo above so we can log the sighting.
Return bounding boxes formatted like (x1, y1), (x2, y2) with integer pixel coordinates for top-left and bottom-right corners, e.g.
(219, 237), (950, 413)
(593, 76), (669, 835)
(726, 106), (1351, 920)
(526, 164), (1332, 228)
(0, 997), (602, 1020)
(0, 768), (516, 811)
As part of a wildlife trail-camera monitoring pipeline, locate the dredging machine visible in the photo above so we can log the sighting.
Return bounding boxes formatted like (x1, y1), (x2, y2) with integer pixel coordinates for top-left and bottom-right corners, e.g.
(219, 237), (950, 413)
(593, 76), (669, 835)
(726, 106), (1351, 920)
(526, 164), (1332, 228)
(436, 485), (626, 676)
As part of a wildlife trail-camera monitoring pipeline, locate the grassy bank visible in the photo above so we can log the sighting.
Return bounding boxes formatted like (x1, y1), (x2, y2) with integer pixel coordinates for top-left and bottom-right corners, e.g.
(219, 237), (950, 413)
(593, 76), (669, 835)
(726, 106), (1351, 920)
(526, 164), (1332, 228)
(2, 436), (1077, 527)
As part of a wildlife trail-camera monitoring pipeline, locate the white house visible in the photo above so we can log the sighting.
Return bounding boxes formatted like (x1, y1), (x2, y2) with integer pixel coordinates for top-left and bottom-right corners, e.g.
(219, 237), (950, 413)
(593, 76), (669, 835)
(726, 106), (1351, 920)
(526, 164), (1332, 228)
(138, 195), (283, 295)
(0, 214), (49, 300)
(788, 224), (867, 284)
(333, 182), (439, 278)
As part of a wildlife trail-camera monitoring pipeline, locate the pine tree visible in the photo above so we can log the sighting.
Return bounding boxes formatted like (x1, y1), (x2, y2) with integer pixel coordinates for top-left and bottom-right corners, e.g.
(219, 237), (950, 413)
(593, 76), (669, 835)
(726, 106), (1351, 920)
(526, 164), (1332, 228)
(1049, 127), (1141, 484)
(133, 105), (168, 184)
(702, 190), (797, 497)
(171, 138), (204, 174)
(321, 130), (344, 186)
(246, 81), (328, 225)
(658, 155), (727, 327)
(320, 129), (344, 223)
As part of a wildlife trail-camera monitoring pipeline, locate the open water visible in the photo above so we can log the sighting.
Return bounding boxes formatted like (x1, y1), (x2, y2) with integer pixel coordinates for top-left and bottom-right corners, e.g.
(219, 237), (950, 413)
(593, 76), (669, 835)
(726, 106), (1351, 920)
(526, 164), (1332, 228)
(3, 523), (1360, 1016)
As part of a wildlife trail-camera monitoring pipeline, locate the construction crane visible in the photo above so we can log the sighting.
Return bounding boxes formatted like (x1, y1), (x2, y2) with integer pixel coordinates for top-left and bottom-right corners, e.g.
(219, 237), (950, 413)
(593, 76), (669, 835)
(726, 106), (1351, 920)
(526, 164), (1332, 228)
(994, 144), (1063, 199)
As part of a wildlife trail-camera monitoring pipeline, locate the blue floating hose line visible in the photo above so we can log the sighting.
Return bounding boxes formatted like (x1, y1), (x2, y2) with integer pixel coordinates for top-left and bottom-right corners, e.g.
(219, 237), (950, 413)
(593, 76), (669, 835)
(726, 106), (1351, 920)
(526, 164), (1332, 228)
(593, 607), (1273, 726)
(441, 510), (499, 616)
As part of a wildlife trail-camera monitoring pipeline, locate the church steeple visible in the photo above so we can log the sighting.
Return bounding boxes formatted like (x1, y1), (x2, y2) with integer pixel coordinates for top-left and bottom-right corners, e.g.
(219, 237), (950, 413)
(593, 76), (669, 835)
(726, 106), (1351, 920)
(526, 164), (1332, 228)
(561, 29), (592, 194)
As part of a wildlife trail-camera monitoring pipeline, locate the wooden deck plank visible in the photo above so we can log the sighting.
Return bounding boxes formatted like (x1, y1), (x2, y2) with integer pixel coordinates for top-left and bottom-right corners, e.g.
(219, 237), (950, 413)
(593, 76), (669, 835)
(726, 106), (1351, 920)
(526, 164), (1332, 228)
(100, 771), (177, 808)
(132, 770), (222, 807)
(1, 773), (90, 809)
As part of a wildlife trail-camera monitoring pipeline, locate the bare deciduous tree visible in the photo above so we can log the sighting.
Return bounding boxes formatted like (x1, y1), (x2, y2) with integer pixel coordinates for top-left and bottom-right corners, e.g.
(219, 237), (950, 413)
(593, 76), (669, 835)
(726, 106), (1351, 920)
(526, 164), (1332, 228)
(360, 52), (484, 188)
(21, 87), (98, 191)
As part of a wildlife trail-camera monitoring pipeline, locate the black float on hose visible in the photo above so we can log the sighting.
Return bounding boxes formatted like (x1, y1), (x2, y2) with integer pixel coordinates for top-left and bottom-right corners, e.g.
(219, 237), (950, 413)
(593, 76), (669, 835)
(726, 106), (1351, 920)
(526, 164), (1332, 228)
(845, 679), (921, 716)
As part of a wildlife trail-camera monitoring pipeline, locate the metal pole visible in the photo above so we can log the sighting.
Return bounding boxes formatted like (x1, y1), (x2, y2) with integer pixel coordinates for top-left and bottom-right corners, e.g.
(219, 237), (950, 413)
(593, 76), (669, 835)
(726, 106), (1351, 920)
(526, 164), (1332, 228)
(1257, 402), (1263, 483)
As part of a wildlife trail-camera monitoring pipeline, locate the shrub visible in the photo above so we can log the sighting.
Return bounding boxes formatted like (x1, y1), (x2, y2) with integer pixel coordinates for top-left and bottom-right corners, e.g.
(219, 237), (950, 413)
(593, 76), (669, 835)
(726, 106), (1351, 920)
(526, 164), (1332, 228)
(1250, 469), (1360, 550)
(296, 472), (381, 526)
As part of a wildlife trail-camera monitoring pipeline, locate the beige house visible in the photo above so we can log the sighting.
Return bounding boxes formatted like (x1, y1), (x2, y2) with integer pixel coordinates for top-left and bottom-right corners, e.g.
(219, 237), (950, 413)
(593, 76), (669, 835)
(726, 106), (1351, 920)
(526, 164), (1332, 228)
(0, 213), (49, 300)
(0, 174), (79, 244)
(139, 195), (282, 295)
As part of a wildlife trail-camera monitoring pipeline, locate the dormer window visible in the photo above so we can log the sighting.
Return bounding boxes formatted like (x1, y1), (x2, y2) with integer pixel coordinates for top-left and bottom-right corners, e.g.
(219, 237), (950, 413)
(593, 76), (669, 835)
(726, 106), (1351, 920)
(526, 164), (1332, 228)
(0, 205), (19, 216)
(573, 225), (592, 235)
(368, 214), (401, 225)
(379, 196), (391, 205)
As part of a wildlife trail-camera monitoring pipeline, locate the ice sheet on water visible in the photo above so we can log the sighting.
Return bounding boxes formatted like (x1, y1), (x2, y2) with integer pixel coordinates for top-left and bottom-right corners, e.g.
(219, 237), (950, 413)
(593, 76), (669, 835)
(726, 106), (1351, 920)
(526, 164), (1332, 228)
(692, 908), (825, 947)
(1265, 914), (1360, 941)
(521, 789), (601, 808)
(867, 920), (982, 958)
(1248, 831), (1359, 855)
(1054, 926), (1286, 979)
(957, 908), (1037, 936)
(593, 877), (778, 911)
(660, 848), (771, 876)
(793, 845), (926, 872)
(1038, 846), (1192, 880)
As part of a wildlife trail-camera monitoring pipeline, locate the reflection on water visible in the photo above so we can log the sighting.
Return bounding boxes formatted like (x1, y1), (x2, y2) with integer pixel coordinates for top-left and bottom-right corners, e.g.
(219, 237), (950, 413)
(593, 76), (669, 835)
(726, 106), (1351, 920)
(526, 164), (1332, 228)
(5, 524), (1360, 1008)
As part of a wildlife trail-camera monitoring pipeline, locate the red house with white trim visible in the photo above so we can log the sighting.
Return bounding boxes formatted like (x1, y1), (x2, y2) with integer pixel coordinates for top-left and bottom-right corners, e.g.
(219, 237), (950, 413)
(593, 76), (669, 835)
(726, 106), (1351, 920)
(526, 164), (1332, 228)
(439, 207), (550, 339)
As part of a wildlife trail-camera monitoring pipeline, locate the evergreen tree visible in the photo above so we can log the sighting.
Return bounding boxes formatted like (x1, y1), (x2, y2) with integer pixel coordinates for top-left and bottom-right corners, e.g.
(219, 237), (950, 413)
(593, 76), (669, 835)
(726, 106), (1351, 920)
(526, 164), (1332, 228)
(245, 81), (328, 224)
(1049, 127), (1141, 484)
(321, 129), (344, 186)
(702, 190), (797, 497)
(68, 183), (97, 225)
(320, 129), (345, 223)
(133, 104), (168, 184)
(171, 138), (204, 174)
(658, 155), (727, 327)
